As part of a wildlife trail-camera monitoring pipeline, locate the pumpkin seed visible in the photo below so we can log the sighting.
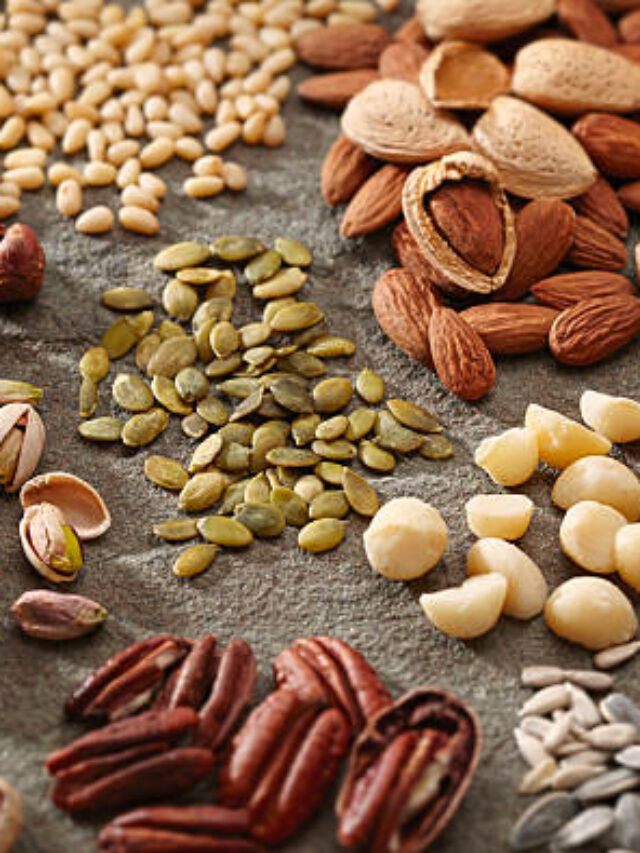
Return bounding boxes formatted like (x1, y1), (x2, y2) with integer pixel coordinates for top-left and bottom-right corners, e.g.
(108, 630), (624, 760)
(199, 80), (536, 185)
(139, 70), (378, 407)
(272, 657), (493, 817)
(356, 368), (385, 404)
(152, 375), (193, 416)
(178, 471), (226, 512)
(244, 472), (270, 504)
(0, 380), (43, 405)
(307, 335), (356, 357)
(176, 267), (230, 286)
(78, 417), (123, 442)
(251, 421), (289, 472)
(122, 408), (169, 447)
(197, 515), (253, 547)
(113, 373), (154, 412)
(79, 346), (110, 381)
(315, 415), (348, 441)
(144, 455), (189, 490)
(205, 273), (237, 300)
(386, 399), (442, 433)
(135, 333), (162, 372)
(294, 474), (324, 504)
(299, 518), (346, 553)
(266, 447), (320, 468)
(359, 440), (396, 472)
(197, 396), (229, 427)
(265, 468), (282, 490)
(79, 377), (98, 418)
(309, 489), (349, 520)
(274, 237), (311, 267)
(278, 351), (326, 378)
(172, 543), (217, 578)
(257, 392), (288, 419)
(270, 302), (324, 332)
(153, 517), (199, 541)
(217, 441), (251, 472)
(218, 377), (260, 399)
(239, 322), (271, 349)
(158, 319), (186, 339)
(375, 411), (424, 453)
(292, 321), (329, 347)
(276, 466), (299, 488)
(101, 287), (152, 311)
(189, 433), (223, 472)
(147, 336), (197, 378)
(311, 439), (356, 461)
(205, 354), (243, 378)
(219, 480), (248, 515)
(162, 278), (198, 321)
(244, 356), (277, 377)
(342, 468), (379, 516)
(270, 377), (313, 414)
(235, 502), (285, 537)
(313, 377), (353, 413)
(101, 317), (139, 359)
(270, 485), (308, 526)
(193, 297), (234, 330)
(182, 413), (209, 439)
(291, 414), (321, 446)
(175, 367), (209, 403)
(243, 346), (275, 366)
(211, 235), (264, 261)
(245, 249), (282, 285)
(219, 422), (255, 446)
(315, 461), (346, 485)
(253, 267), (307, 299)
(419, 434), (454, 460)
(126, 311), (154, 339)
(263, 297), (296, 326)
(346, 407), (376, 441)
(210, 321), (239, 359)
(154, 241), (211, 270)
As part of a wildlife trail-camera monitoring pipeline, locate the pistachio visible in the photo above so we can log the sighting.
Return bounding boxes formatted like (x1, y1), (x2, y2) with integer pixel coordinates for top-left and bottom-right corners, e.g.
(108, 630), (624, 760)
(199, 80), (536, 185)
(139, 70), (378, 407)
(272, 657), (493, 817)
(101, 287), (152, 311)
(78, 417), (124, 442)
(113, 373), (154, 412)
(79, 347), (110, 382)
(299, 518), (346, 552)
(12, 589), (107, 640)
(197, 515), (253, 546)
(356, 368), (385, 403)
(19, 502), (83, 583)
(20, 470), (111, 540)
(0, 403), (45, 493)
(154, 241), (211, 271)
(144, 455), (189, 491)
(172, 543), (217, 578)
(274, 237), (312, 267)
(121, 408), (169, 447)
(153, 517), (199, 541)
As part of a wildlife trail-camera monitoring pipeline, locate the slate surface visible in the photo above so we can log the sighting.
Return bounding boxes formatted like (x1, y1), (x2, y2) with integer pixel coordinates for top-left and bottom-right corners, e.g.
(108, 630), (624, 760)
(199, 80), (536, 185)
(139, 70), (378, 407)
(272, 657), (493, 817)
(1, 22), (640, 853)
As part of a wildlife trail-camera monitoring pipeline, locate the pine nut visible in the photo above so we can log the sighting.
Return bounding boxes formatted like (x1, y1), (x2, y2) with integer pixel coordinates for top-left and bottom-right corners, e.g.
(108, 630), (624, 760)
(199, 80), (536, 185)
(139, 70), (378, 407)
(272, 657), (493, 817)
(0, 196), (20, 219)
(193, 154), (223, 177)
(0, 181), (21, 198)
(0, 116), (27, 150)
(48, 162), (85, 186)
(3, 166), (45, 190)
(261, 47), (295, 76)
(242, 111), (267, 144)
(87, 128), (106, 161)
(62, 117), (91, 154)
(183, 175), (224, 198)
(205, 121), (241, 152)
(116, 157), (141, 189)
(56, 177), (82, 216)
(175, 136), (204, 161)
(75, 204), (113, 234)
(262, 113), (285, 147)
(107, 139), (140, 166)
(84, 160), (116, 186)
(125, 104), (145, 137)
(118, 205), (160, 235)
(140, 137), (175, 168)
(139, 171), (166, 198)
(121, 184), (160, 212)
(4, 147), (46, 168)
(221, 160), (247, 191)
(146, 121), (182, 140)
(0, 86), (14, 120)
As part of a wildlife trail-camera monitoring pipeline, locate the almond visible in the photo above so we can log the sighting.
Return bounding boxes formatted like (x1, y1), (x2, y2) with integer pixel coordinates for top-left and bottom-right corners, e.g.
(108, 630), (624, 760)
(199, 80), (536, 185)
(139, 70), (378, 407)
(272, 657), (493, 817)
(461, 303), (559, 355)
(512, 39), (640, 114)
(597, 0), (640, 12)
(296, 24), (392, 70)
(429, 307), (496, 401)
(568, 215), (628, 270)
(573, 113), (640, 178)
(298, 69), (380, 110)
(549, 294), (640, 366)
(573, 177), (629, 239)
(532, 271), (636, 309)
(394, 16), (431, 46)
(371, 267), (439, 366)
(620, 9), (640, 42)
(340, 164), (408, 238)
(473, 96), (598, 199)
(417, 0), (556, 43)
(495, 199), (575, 301)
(419, 41), (510, 110)
(391, 221), (445, 286)
(321, 135), (376, 207)
(558, 0), (619, 47)
(618, 180), (640, 212)
(615, 44), (640, 62)
(378, 42), (429, 83)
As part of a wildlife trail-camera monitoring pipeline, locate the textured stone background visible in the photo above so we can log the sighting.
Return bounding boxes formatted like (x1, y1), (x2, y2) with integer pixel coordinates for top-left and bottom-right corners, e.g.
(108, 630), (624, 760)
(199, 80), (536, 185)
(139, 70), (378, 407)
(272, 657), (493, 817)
(1, 20), (640, 853)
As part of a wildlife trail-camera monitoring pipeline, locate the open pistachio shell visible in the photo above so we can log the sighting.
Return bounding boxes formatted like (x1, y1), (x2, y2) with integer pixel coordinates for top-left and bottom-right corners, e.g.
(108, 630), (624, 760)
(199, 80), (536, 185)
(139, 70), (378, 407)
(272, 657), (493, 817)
(19, 504), (82, 584)
(20, 471), (110, 540)
(0, 403), (45, 492)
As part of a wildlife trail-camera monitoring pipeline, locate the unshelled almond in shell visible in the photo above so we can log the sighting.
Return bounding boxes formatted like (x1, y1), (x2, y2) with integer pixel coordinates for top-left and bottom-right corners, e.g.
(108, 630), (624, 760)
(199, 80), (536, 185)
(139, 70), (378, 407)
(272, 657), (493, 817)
(340, 164), (408, 238)
(378, 42), (430, 83)
(296, 24), (392, 70)
(558, 0), (619, 47)
(531, 271), (636, 310)
(417, 0), (556, 42)
(568, 215), (628, 270)
(619, 9), (640, 42)
(429, 307), (496, 401)
(549, 294), (640, 366)
(321, 136), (376, 207)
(461, 303), (558, 355)
(618, 181), (640, 212)
(298, 70), (380, 111)
(573, 113), (640, 178)
(372, 268), (439, 366)
(574, 177), (629, 239)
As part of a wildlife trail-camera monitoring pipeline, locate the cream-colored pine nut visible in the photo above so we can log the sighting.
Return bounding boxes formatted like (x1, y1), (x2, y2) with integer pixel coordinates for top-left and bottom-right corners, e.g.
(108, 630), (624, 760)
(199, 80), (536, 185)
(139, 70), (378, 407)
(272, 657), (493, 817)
(120, 91), (145, 108)
(4, 147), (47, 168)
(125, 104), (145, 137)
(87, 128), (106, 161)
(306, 0), (336, 17)
(133, 62), (163, 93)
(143, 94), (168, 121)
(175, 135), (204, 160)
(243, 68), (271, 94)
(64, 101), (99, 122)
(0, 86), (14, 120)
(0, 181), (21, 199)
(107, 139), (140, 166)
(235, 94), (256, 120)
(48, 65), (75, 102)
(195, 79), (218, 114)
(221, 160), (246, 190)
(67, 18), (99, 39)
(182, 58), (206, 85)
(121, 183), (160, 212)
(84, 160), (116, 186)
(0, 116), (27, 150)
(264, 2), (302, 27)
(3, 166), (45, 190)
(168, 102), (202, 133)
(183, 174), (224, 197)
(10, 12), (47, 35)
(203, 47), (226, 82)
(75, 204), (114, 234)
(205, 121), (241, 152)
(216, 98), (237, 124)
(42, 110), (68, 138)
(56, 177), (82, 215)
(148, 1), (191, 25)
(164, 65), (189, 88)
(118, 204), (160, 235)
(139, 171), (166, 197)
(26, 120), (55, 150)
(241, 110), (267, 144)
(140, 136), (175, 168)
(145, 120), (182, 140)
(116, 156), (141, 188)
(0, 196), (21, 219)
(101, 120), (125, 144)
(262, 113), (285, 147)
(170, 90), (199, 112)
(48, 161), (85, 185)
(258, 26), (292, 49)
(238, 3), (263, 25)
(66, 44), (94, 71)
(225, 50), (252, 77)
(267, 74), (291, 102)
(0, 30), (28, 51)
(81, 60), (112, 86)
(229, 14), (257, 36)
(193, 155), (223, 176)
(261, 47), (295, 76)
(88, 38), (120, 64)
(62, 116), (91, 153)
(220, 78), (244, 99)
(125, 27), (155, 64)
(79, 79), (111, 107)
(327, 11), (362, 25)
(254, 93), (278, 115)
(22, 91), (57, 115)
(338, 1), (377, 21)
(107, 67), (134, 89)
(100, 4), (125, 25)
(231, 33), (268, 61)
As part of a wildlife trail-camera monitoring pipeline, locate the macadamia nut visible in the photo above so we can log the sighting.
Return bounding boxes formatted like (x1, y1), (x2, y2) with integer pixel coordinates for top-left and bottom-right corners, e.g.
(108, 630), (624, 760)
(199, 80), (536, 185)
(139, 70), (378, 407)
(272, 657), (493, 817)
(420, 574), (508, 640)
(465, 494), (534, 540)
(525, 403), (611, 469)
(580, 390), (640, 443)
(363, 496), (448, 580)
(614, 524), (640, 592)
(467, 538), (548, 619)
(474, 427), (538, 487)
(559, 500), (627, 574)
(552, 456), (640, 522)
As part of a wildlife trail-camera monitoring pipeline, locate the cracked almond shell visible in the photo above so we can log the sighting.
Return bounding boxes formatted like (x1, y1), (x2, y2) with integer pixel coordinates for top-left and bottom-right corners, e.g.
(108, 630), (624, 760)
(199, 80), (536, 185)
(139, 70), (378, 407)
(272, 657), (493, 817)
(341, 79), (470, 164)
(417, 0), (556, 43)
(419, 41), (510, 110)
(472, 96), (598, 199)
(402, 151), (516, 295)
(20, 471), (111, 540)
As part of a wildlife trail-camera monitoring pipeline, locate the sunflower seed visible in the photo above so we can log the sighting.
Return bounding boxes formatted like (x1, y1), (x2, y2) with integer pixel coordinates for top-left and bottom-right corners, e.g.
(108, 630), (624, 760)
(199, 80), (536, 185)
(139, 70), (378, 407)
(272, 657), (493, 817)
(545, 713), (575, 754)
(266, 447), (319, 468)
(613, 793), (640, 849)
(113, 373), (154, 412)
(521, 716), (554, 740)
(78, 417), (123, 442)
(152, 375), (193, 416)
(154, 241), (211, 270)
(356, 368), (385, 404)
(375, 411), (423, 453)
(162, 279), (198, 321)
(551, 764), (606, 791)
(270, 486), (308, 527)
(147, 336), (197, 378)
(298, 518), (346, 553)
(515, 728), (552, 768)
(172, 543), (217, 578)
(522, 666), (566, 688)
(135, 333), (161, 372)
(292, 414), (321, 446)
(315, 416), (348, 441)
(601, 695), (640, 729)
(196, 396), (229, 426)
(234, 502), (285, 537)
(556, 740), (592, 758)
(122, 408), (169, 447)
(312, 377), (353, 414)
(270, 302), (323, 332)
(569, 684), (602, 730)
(153, 517), (199, 541)
(582, 724), (638, 751)
(575, 768), (640, 802)
(519, 757), (558, 795)
(80, 347), (110, 382)
(294, 474), (324, 504)
(211, 235), (264, 261)
(358, 440), (396, 472)
(178, 471), (226, 512)
(144, 456), (189, 490)
(189, 434), (223, 473)
(565, 671), (614, 692)
(79, 377), (98, 418)
(253, 267), (307, 299)
(520, 685), (571, 718)
(386, 398), (442, 433)
(561, 750), (609, 768)
(197, 516), (253, 547)
(245, 249), (282, 285)
(346, 408), (376, 441)
(510, 793), (581, 850)
(309, 490), (349, 520)
(306, 335), (356, 357)
(419, 434), (454, 460)
(552, 805), (614, 849)
(594, 641), (640, 671)
(274, 237), (311, 267)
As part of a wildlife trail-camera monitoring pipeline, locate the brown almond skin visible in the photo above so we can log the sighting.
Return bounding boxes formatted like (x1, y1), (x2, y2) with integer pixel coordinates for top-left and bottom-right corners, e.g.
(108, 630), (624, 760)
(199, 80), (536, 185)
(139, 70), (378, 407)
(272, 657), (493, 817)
(321, 136), (376, 208)
(573, 176), (628, 239)
(394, 16), (431, 45)
(378, 42), (430, 82)
(618, 180), (640, 211)
(549, 294), (640, 366)
(340, 164), (408, 238)
(461, 303), (558, 355)
(619, 9), (640, 43)
(532, 271), (636, 309)
(558, 0), (619, 46)
(298, 70), (380, 110)
(391, 221), (451, 291)
(297, 24), (392, 70)
(372, 268), (438, 366)
(573, 113), (640, 178)
(494, 199), (575, 301)
(568, 215), (628, 270)
(615, 44), (640, 62)
(429, 307), (496, 401)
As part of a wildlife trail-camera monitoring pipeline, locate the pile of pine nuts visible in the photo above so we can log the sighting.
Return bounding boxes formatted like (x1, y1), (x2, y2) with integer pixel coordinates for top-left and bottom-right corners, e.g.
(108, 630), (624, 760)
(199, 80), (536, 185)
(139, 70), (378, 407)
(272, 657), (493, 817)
(0, 0), (392, 235)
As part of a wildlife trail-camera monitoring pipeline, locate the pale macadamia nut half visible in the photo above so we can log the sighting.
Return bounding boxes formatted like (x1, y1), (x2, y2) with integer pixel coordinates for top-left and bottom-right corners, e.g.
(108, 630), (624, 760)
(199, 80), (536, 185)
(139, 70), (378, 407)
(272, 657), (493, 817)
(614, 524), (640, 592)
(419, 574), (508, 640)
(545, 576), (637, 651)
(465, 493), (534, 540)
(552, 456), (640, 522)
(524, 403), (611, 469)
(467, 538), (548, 619)
(580, 390), (640, 443)
(363, 496), (448, 580)
(559, 500), (627, 574)
(474, 427), (538, 487)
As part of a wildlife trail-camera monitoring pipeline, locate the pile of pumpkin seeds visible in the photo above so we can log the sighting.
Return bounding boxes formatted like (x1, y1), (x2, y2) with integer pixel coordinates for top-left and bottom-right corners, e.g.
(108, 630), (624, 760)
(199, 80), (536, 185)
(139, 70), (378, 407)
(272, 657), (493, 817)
(77, 235), (453, 578)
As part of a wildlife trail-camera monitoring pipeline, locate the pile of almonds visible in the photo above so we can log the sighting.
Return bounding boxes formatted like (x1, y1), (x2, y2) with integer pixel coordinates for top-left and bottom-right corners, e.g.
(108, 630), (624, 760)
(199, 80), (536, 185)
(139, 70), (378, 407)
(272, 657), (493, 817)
(297, 0), (640, 400)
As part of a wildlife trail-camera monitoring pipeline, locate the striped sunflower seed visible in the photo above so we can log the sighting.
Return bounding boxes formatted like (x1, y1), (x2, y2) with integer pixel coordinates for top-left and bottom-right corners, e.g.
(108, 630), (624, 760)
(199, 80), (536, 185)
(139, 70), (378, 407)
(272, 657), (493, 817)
(147, 336), (197, 378)
(309, 490), (349, 520)
(601, 694), (640, 728)
(270, 486), (308, 527)
(274, 237), (311, 267)
(386, 398), (442, 433)
(575, 768), (640, 802)
(595, 640), (640, 671)
(270, 302), (324, 332)
(245, 249), (282, 285)
(178, 471), (226, 512)
(162, 279), (198, 321)
(311, 439), (356, 461)
(154, 241), (211, 270)
(298, 518), (346, 553)
(122, 408), (169, 447)
(153, 517), (199, 541)
(101, 287), (152, 311)
(211, 235), (264, 261)
(79, 377), (98, 418)
(113, 373), (154, 412)
(253, 267), (307, 299)
(197, 516), (253, 547)
(613, 792), (640, 850)
(307, 335), (356, 357)
(342, 468), (379, 517)
(234, 502), (285, 537)
(356, 368), (385, 404)
(312, 378), (353, 413)
(78, 417), (123, 442)
(359, 440), (396, 472)
(172, 543), (217, 578)
(519, 758), (558, 795)
(189, 434), (223, 473)
(152, 376), (193, 416)
(510, 793), (581, 850)
(79, 347), (110, 382)
(375, 411), (424, 453)
(551, 805), (614, 848)
(522, 666), (566, 688)
(315, 416), (348, 441)
(144, 456), (189, 491)
(182, 413), (209, 439)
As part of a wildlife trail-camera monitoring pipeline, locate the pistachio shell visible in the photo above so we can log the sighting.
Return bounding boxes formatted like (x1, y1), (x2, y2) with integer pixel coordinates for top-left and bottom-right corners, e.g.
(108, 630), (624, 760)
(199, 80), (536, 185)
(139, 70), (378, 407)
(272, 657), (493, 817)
(0, 380), (43, 406)
(420, 41), (510, 110)
(417, 0), (556, 42)
(20, 471), (110, 539)
(0, 403), (45, 492)
(20, 504), (79, 583)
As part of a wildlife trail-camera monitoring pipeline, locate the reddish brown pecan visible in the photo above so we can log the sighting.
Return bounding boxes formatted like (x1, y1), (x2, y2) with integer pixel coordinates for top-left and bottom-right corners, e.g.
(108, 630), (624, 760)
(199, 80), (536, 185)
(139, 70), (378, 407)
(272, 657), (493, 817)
(51, 742), (169, 788)
(99, 826), (264, 852)
(166, 634), (218, 711)
(336, 688), (482, 852)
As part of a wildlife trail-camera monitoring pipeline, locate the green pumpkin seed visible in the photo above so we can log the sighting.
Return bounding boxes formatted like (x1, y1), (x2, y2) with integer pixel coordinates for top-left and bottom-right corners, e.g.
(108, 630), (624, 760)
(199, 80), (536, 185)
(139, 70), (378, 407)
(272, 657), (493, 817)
(162, 278), (198, 321)
(79, 377), (98, 418)
(147, 336), (197, 378)
(217, 441), (251, 471)
(157, 319), (186, 340)
(307, 336), (356, 358)
(196, 396), (229, 426)
(0, 380), (43, 405)
(375, 411), (424, 453)
(298, 518), (346, 553)
(257, 392), (288, 419)
(211, 235), (265, 261)
(292, 321), (329, 347)
(239, 322), (271, 349)
(270, 485), (308, 526)
(314, 461), (346, 485)
(419, 434), (454, 460)
(244, 356), (277, 377)
(309, 489), (349, 520)
(294, 474), (324, 504)
(274, 237), (311, 267)
(250, 421), (289, 472)
(386, 399), (442, 433)
(152, 375), (193, 416)
(315, 415), (348, 441)
(113, 373), (154, 412)
(244, 472), (270, 503)
(253, 267), (307, 299)
(205, 273), (237, 300)
(263, 297), (296, 326)
(189, 433), (223, 472)
(172, 543), (217, 578)
(270, 302), (324, 333)
(342, 468), (379, 516)
(144, 455), (189, 490)
(277, 466), (299, 488)
(243, 346), (275, 366)
(312, 377), (353, 413)
(182, 413), (209, 439)
(101, 317), (139, 359)
(311, 439), (356, 461)
(197, 515), (253, 547)
(266, 447), (320, 468)
(219, 422), (255, 446)
(176, 267), (231, 286)
(175, 367), (209, 403)
(101, 287), (152, 311)
(234, 501), (285, 537)
(218, 377), (260, 399)
(135, 334), (161, 372)
(205, 354), (243, 378)
(346, 407), (376, 441)
(153, 517), (199, 541)
(277, 351), (326, 378)
(127, 311), (155, 339)
(359, 440), (396, 472)
(265, 468), (282, 490)
(78, 417), (123, 442)
(210, 321), (239, 359)
(292, 414), (320, 447)
(270, 377), (313, 414)
(245, 249), (282, 285)
(178, 471), (226, 511)
(193, 297), (233, 329)
(80, 347), (110, 382)
(219, 480), (248, 515)
(356, 368), (385, 404)
(154, 241), (211, 270)
(122, 408), (169, 447)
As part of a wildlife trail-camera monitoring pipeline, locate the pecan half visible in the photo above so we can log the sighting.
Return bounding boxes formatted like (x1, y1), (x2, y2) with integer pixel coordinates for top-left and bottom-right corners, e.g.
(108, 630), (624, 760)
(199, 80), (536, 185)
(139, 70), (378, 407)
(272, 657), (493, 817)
(336, 688), (482, 852)
(166, 634), (218, 711)
(52, 742), (169, 788)
(99, 826), (263, 852)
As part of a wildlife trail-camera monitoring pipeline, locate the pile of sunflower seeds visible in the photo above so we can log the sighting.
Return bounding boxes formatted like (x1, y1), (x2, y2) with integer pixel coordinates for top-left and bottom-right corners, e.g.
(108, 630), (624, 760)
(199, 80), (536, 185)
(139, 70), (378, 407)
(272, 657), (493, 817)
(510, 653), (640, 851)
(77, 236), (453, 577)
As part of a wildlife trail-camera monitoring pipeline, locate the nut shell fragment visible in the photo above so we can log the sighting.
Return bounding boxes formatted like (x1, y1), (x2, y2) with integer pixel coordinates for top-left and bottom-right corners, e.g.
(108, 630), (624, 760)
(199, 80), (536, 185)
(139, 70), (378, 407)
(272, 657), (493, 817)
(20, 471), (111, 540)
(417, 0), (556, 43)
(0, 402), (45, 492)
(419, 41), (510, 110)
